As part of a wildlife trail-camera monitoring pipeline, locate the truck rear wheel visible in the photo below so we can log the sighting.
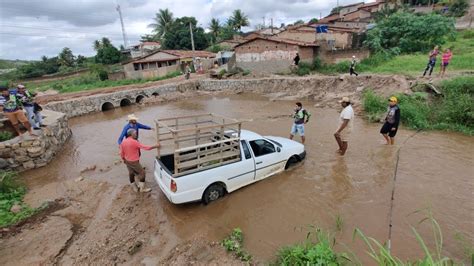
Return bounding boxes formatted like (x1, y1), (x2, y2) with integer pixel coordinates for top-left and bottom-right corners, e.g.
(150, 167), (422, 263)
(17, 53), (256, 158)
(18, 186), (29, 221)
(203, 183), (224, 205)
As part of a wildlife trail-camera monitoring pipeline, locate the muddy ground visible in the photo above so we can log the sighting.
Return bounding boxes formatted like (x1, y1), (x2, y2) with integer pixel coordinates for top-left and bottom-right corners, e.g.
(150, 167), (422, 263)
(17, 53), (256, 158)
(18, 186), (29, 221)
(1, 86), (473, 265)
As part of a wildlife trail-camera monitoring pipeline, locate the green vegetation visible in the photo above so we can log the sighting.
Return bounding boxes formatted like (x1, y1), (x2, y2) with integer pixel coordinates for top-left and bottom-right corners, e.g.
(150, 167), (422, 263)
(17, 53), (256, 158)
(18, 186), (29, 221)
(222, 228), (252, 262)
(0, 59), (31, 70)
(0, 171), (36, 227)
(335, 214), (344, 232)
(365, 11), (455, 54)
(354, 210), (456, 265)
(275, 228), (348, 265)
(26, 70), (181, 94)
(361, 76), (474, 135)
(0, 131), (14, 142)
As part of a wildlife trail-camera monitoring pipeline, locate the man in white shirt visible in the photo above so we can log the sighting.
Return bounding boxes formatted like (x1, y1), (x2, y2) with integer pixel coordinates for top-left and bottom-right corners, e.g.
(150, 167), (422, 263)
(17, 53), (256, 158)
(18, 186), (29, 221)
(334, 97), (354, 156)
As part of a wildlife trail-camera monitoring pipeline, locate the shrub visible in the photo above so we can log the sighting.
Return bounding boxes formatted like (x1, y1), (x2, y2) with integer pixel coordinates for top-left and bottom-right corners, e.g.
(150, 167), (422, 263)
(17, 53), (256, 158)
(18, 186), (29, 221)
(0, 131), (14, 142)
(362, 89), (387, 122)
(242, 69), (251, 76)
(276, 228), (348, 265)
(0, 171), (36, 227)
(222, 228), (252, 262)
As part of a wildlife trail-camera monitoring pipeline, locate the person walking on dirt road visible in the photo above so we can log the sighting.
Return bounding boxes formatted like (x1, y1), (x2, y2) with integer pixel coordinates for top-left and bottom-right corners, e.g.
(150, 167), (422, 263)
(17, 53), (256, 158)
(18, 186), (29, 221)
(117, 114), (152, 145)
(293, 53), (300, 66)
(422, 45), (439, 77)
(290, 102), (311, 144)
(349, 56), (359, 76)
(120, 129), (160, 193)
(380, 96), (400, 145)
(334, 97), (354, 156)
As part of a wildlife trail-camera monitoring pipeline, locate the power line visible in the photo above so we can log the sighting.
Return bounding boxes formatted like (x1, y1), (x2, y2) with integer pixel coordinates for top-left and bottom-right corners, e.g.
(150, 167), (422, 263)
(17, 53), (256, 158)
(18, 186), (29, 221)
(0, 31), (126, 40)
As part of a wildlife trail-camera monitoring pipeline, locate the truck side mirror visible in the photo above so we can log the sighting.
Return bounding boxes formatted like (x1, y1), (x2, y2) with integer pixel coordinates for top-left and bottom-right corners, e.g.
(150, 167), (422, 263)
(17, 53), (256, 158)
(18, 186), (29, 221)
(277, 147), (281, 152)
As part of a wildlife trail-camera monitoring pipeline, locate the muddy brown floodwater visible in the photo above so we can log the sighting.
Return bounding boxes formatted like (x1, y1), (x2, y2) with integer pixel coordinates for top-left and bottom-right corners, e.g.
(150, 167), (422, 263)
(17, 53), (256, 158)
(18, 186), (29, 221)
(17, 93), (474, 264)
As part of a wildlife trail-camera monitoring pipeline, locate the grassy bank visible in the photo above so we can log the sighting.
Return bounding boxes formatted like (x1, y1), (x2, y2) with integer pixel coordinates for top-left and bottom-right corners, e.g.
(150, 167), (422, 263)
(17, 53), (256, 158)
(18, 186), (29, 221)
(0, 171), (36, 227)
(362, 76), (474, 135)
(296, 30), (474, 76)
(22, 70), (182, 94)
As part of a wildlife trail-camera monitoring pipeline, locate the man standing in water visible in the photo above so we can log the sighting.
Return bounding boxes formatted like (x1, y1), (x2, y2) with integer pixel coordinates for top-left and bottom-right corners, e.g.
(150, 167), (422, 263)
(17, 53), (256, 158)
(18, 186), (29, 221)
(120, 129), (160, 192)
(290, 102), (311, 144)
(380, 96), (400, 145)
(117, 114), (152, 145)
(334, 97), (354, 156)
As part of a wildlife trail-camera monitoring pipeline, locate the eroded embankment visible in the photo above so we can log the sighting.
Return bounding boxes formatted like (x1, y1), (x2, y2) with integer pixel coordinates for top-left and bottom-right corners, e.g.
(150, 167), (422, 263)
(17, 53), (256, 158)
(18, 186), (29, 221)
(43, 75), (411, 118)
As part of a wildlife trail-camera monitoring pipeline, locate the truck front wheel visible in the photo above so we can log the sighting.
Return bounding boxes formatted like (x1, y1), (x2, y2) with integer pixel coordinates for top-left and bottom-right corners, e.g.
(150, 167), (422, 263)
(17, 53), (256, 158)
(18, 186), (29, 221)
(203, 183), (225, 205)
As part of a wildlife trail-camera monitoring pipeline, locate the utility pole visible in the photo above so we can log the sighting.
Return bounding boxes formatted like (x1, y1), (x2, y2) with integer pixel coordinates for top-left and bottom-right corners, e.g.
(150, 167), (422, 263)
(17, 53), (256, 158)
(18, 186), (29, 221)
(262, 16), (266, 29)
(189, 22), (195, 52)
(116, 2), (128, 48)
(270, 18), (273, 33)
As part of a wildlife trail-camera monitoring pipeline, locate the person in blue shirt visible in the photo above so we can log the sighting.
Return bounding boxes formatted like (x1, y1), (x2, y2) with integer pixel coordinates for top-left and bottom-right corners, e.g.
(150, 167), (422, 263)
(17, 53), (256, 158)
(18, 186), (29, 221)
(117, 114), (152, 145)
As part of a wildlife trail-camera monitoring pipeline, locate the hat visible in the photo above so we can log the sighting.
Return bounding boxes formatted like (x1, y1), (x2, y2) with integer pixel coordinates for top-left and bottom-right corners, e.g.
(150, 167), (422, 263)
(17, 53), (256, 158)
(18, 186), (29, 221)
(127, 114), (139, 121)
(17, 84), (25, 89)
(339, 96), (351, 103)
(389, 96), (398, 103)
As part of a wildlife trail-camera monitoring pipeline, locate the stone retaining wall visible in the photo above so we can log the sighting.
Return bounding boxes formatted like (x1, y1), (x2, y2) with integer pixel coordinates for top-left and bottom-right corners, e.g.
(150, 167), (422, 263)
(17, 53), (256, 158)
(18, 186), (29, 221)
(0, 110), (72, 172)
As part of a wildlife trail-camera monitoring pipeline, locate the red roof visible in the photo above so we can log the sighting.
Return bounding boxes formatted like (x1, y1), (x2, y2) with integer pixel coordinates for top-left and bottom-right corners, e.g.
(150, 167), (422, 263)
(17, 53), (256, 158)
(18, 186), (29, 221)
(318, 13), (340, 23)
(234, 36), (318, 48)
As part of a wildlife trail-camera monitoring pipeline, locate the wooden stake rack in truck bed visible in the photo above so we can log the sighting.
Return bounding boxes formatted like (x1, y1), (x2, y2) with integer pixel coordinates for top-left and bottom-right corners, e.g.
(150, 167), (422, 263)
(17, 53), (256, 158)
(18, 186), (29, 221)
(155, 113), (242, 177)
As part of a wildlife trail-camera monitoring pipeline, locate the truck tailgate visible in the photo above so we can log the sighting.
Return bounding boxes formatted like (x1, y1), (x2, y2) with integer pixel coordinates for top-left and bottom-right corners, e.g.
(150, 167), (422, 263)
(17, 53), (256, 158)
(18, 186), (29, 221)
(154, 159), (172, 198)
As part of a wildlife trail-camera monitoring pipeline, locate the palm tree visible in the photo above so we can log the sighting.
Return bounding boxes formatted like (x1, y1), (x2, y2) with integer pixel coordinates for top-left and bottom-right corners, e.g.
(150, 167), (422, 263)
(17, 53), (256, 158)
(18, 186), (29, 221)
(148, 8), (174, 39)
(229, 9), (249, 32)
(93, 40), (101, 51)
(209, 18), (221, 42)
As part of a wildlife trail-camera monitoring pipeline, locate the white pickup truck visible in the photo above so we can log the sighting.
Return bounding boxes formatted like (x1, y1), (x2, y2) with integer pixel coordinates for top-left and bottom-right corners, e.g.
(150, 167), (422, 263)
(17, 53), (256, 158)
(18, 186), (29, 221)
(154, 129), (305, 204)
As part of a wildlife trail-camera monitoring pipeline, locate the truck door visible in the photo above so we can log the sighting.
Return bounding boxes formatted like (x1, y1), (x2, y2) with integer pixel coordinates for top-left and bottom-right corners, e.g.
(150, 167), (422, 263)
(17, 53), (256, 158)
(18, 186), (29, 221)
(249, 139), (285, 180)
(226, 140), (256, 191)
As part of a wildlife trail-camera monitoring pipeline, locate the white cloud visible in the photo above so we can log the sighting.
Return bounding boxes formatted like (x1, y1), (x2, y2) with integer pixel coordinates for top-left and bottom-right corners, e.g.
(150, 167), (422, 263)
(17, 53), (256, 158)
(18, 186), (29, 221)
(0, 0), (363, 60)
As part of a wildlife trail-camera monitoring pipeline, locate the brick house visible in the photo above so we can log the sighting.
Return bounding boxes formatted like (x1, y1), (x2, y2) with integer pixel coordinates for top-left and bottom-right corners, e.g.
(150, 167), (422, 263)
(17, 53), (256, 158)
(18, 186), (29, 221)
(234, 36), (319, 73)
(129, 41), (161, 58)
(123, 50), (215, 79)
(275, 24), (318, 43)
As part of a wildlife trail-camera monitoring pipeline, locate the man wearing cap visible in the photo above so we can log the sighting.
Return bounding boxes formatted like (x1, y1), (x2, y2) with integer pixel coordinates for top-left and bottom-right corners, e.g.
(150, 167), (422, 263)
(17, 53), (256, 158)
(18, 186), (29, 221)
(380, 96), (400, 145)
(117, 114), (152, 145)
(0, 86), (37, 137)
(16, 84), (45, 130)
(120, 129), (160, 192)
(334, 97), (354, 156)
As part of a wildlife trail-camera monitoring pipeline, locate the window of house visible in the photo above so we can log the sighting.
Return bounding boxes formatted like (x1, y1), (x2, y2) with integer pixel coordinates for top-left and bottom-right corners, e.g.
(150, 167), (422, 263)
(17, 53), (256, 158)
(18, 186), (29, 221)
(142, 63), (149, 70)
(169, 60), (176, 65)
(133, 63), (140, 71)
(158, 62), (162, 68)
(149, 62), (157, 69)
(249, 139), (276, 157)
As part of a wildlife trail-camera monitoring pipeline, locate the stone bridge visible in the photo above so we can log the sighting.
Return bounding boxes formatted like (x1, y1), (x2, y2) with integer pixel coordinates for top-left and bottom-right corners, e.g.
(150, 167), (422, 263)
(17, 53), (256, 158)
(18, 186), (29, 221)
(44, 82), (197, 117)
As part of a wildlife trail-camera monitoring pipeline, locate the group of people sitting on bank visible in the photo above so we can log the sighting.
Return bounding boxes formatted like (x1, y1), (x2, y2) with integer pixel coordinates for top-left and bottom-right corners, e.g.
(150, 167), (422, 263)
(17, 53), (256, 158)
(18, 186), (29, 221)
(0, 84), (44, 137)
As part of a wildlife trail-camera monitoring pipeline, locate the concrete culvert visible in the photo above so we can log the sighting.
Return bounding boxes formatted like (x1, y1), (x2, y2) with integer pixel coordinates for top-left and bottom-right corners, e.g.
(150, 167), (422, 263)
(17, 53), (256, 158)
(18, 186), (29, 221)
(120, 99), (132, 107)
(136, 95), (145, 103)
(152, 92), (159, 97)
(101, 102), (114, 111)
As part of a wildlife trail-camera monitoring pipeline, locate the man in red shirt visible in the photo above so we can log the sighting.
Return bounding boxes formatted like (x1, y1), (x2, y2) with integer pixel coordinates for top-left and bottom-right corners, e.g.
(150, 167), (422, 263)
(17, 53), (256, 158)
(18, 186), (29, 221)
(120, 129), (160, 192)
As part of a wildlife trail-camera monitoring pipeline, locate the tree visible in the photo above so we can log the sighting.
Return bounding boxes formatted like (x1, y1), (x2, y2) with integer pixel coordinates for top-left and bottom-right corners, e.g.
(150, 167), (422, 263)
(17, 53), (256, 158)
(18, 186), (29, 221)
(163, 17), (209, 50)
(76, 55), (87, 66)
(218, 21), (239, 41)
(148, 8), (174, 40)
(364, 11), (455, 53)
(448, 0), (469, 17)
(58, 47), (75, 67)
(209, 18), (221, 43)
(229, 9), (249, 32)
(93, 38), (122, 64)
(308, 18), (319, 24)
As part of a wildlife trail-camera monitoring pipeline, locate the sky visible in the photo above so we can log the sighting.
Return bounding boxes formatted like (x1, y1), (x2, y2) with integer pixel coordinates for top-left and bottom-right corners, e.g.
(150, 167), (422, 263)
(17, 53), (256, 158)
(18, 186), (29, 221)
(0, 0), (369, 60)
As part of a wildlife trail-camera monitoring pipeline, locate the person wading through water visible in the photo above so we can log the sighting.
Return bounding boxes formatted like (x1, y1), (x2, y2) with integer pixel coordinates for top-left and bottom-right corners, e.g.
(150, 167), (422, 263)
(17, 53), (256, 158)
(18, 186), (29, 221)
(117, 114), (152, 145)
(334, 97), (354, 156)
(380, 96), (400, 145)
(290, 102), (311, 144)
(120, 129), (160, 193)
